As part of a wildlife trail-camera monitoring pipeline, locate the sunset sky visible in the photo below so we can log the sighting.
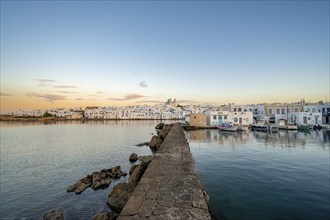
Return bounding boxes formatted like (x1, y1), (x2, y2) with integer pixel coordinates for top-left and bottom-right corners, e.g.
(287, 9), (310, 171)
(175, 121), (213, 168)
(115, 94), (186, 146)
(1, 0), (329, 113)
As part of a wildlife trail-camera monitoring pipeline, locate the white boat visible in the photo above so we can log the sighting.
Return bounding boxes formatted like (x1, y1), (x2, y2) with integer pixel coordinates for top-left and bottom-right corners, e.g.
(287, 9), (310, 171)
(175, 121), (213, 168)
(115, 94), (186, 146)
(237, 125), (249, 131)
(251, 120), (279, 132)
(219, 123), (237, 132)
(269, 124), (279, 132)
(251, 120), (269, 132)
(278, 119), (298, 130)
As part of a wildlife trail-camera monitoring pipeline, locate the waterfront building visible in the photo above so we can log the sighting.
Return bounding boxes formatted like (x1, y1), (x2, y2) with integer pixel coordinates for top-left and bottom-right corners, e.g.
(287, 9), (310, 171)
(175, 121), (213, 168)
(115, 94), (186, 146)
(189, 114), (207, 127)
(288, 112), (322, 126)
(304, 102), (330, 125)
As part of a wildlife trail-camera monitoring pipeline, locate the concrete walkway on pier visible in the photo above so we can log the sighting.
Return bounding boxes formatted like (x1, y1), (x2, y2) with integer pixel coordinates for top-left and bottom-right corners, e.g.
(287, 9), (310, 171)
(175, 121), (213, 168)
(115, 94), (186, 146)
(118, 123), (211, 220)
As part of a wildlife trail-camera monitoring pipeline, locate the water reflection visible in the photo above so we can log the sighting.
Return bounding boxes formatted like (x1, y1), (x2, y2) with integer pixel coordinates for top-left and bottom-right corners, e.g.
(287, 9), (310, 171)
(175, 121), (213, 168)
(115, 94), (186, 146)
(186, 129), (330, 149)
(186, 128), (330, 220)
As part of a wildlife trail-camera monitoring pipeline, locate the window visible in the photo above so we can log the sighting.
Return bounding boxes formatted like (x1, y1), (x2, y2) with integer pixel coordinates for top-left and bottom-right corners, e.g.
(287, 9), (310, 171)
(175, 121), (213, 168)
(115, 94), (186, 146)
(308, 117), (310, 120)
(281, 109), (285, 114)
(194, 116), (196, 119)
(312, 108), (315, 113)
(288, 109), (290, 113)
(234, 118), (238, 122)
(307, 108), (310, 112)
(277, 109), (280, 114)
(295, 108), (298, 112)
(234, 108), (237, 112)
(269, 109), (273, 114)
(238, 108), (242, 112)
(213, 115), (217, 120)
(224, 115), (228, 120)
(303, 117), (307, 124)
(322, 108), (325, 113)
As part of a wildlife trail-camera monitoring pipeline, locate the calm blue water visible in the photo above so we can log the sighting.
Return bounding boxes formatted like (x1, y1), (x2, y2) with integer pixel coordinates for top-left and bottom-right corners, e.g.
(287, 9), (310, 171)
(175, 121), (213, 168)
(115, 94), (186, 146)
(0, 120), (158, 220)
(1, 122), (329, 220)
(186, 129), (330, 220)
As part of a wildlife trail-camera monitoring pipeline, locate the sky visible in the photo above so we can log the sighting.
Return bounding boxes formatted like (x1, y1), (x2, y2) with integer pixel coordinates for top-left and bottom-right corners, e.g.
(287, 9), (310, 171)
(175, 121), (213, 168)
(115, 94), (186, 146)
(1, 0), (329, 113)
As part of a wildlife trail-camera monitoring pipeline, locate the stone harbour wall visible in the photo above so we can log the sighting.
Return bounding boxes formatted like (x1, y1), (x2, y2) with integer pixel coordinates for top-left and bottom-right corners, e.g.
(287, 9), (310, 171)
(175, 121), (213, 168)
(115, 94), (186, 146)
(118, 123), (212, 220)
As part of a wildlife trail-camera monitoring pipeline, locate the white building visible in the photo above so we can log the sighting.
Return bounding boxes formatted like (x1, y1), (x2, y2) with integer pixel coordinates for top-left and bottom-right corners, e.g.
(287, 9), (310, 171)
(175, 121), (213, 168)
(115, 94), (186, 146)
(288, 112), (322, 126)
(205, 110), (253, 126)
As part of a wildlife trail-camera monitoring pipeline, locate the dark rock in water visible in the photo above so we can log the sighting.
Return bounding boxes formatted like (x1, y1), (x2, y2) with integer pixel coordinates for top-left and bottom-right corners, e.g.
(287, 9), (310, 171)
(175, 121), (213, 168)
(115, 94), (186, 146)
(155, 123), (165, 130)
(108, 182), (134, 213)
(75, 175), (93, 194)
(92, 171), (112, 189)
(138, 155), (153, 163)
(159, 124), (172, 140)
(92, 212), (118, 220)
(128, 161), (150, 187)
(67, 166), (126, 194)
(149, 135), (162, 151)
(67, 184), (77, 192)
(135, 142), (149, 147)
(129, 164), (139, 175)
(43, 209), (64, 220)
(129, 153), (138, 162)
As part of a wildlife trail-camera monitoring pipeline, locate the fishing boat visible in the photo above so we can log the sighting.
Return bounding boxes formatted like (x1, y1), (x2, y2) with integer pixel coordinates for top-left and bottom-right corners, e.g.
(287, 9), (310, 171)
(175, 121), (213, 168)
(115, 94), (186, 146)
(219, 123), (237, 132)
(278, 119), (298, 130)
(251, 123), (269, 132)
(269, 124), (280, 132)
(237, 125), (249, 131)
(251, 119), (268, 132)
(251, 119), (279, 132)
(298, 124), (311, 131)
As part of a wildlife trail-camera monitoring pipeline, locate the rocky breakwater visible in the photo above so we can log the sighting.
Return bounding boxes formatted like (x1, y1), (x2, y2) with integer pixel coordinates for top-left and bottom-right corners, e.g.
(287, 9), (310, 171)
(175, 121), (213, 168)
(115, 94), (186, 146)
(118, 123), (212, 220)
(107, 123), (173, 216)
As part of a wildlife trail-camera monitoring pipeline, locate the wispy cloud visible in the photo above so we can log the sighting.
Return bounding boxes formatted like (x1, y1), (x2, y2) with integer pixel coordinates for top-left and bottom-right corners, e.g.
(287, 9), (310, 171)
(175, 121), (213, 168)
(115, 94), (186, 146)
(25, 92), (66, 102)
(76, 98), (83, 100)
(139, 81), (148, 88)
(108, 93), (146, 101)
(0, 92), (12, 96)
(35, 79), (56, 87)
(53, 85), (77, 89)
(57, 91), (77, 94)
(132, 73), (137, 77)
(36, 79), (56, 83)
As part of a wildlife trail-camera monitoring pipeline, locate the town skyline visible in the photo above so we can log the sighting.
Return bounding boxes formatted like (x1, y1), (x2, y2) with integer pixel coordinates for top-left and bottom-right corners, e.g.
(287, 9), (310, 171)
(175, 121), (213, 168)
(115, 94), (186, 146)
(1, 0), (329, 114)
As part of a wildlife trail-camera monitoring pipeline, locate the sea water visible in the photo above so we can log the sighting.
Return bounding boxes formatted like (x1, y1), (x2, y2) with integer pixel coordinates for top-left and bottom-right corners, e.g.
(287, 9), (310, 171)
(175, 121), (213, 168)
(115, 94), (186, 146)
(186, 129), (330, 220)
(1, 122), (329, 220)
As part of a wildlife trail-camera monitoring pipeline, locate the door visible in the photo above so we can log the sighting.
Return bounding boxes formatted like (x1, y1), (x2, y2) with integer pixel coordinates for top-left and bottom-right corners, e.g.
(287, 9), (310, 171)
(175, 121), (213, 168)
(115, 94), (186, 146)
(218, 115), (222, 125)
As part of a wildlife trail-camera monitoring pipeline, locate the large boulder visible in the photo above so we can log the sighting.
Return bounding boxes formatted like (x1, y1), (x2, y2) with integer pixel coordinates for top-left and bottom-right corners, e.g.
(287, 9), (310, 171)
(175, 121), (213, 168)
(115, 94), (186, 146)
(155, 123), (165, 130)
(129, 153), (138, 162)
(149, 135), (162, 151)
(108, 183), (134, 213)
(129, 164), (139, 175)
(92, 212), (118, 220)
(138, 155), (153, 163)
(129, 161), (150, 187)
(43, 209), (64, 220)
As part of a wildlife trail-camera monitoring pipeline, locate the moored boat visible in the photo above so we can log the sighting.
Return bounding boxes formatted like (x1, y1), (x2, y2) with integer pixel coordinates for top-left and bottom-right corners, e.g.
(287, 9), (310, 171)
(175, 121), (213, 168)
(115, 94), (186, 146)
(251, 123), (269, 132)
(237, 125), (249, 131)
(298, 124), (311, 131)
(219, 123), (237, 132)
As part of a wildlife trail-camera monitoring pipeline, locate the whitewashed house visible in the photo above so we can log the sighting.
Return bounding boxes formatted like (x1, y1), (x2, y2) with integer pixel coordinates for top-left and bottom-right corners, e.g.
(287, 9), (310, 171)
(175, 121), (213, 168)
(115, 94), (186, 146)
(288, 112), (322, 126)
